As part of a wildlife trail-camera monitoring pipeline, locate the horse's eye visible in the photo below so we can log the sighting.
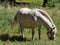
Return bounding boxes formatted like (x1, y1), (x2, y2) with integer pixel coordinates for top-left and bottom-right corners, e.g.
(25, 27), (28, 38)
(52, 32), (54, 34)
(51, 32), (54, 35)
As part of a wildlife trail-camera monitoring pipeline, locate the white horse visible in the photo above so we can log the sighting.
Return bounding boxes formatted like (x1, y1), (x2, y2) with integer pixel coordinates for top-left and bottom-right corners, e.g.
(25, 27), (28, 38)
(10, 8), (57, 40)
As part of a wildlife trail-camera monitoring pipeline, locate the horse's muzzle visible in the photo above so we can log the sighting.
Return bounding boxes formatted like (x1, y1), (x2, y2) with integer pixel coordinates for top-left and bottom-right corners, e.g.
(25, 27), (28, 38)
(48, 37), (54, 40)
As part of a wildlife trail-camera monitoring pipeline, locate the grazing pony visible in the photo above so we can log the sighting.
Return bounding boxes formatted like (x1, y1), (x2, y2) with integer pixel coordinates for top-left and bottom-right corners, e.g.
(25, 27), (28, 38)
(10, 8), (57, 40)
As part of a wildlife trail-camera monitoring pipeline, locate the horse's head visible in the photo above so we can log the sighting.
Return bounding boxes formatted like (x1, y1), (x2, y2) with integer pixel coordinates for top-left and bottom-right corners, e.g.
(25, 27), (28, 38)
(47, 26), (57, 40)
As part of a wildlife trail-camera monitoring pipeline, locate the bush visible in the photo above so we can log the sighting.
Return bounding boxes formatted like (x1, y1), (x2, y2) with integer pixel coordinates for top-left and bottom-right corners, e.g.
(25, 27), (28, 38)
(47, 0), (60, 7)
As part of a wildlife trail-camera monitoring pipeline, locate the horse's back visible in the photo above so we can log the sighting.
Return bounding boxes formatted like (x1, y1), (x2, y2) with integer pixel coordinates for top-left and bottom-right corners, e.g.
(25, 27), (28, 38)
(18, 8), (32, 14)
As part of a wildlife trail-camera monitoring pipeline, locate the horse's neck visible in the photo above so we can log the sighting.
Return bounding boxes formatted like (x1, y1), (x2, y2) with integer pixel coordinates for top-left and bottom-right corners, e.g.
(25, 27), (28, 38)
(35, 11), (54, 29)
(36, 9), (56, 29)
(35, 9), (54, 26)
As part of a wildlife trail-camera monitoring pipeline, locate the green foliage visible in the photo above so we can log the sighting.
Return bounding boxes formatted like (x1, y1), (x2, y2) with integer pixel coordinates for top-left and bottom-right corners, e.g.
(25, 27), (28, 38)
(0, 0), (60, 8)
(0, 1), (9, 8)
(48, 0), (59, 7)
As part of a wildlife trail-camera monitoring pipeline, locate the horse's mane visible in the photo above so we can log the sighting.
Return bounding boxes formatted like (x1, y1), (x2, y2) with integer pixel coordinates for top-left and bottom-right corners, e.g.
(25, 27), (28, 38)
(35, 9), (56, 27)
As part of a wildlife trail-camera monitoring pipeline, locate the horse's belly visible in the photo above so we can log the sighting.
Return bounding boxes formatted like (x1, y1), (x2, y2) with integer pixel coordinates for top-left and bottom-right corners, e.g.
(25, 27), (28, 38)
(18, 16), (38, 28)
(20, 19), (38, 28)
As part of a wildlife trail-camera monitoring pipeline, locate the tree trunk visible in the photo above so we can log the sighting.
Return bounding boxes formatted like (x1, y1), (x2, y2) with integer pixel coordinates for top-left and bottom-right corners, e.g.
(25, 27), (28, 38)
(0, 0), (5, 2)
(42, 0), (48, 7)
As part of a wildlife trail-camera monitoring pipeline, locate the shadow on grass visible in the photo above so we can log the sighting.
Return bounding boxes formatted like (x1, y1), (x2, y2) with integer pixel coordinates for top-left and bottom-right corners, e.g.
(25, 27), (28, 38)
(0, 33), (31, 42)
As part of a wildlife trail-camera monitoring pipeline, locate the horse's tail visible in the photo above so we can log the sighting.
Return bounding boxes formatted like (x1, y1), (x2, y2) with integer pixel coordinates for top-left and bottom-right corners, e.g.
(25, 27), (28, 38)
(10, 12), (18, 30)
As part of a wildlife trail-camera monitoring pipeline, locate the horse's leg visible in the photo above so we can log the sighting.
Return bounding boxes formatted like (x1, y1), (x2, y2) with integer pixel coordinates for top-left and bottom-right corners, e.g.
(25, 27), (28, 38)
(20, 24), (24, 38)
(32, 28), (34, 40)
(38, 25), (41, 40)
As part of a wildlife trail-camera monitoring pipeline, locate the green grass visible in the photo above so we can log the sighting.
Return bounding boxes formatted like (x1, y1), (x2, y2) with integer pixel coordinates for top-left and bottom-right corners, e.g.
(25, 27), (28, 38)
(0, 3), (60, 45)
